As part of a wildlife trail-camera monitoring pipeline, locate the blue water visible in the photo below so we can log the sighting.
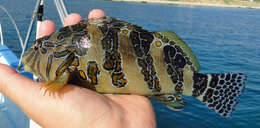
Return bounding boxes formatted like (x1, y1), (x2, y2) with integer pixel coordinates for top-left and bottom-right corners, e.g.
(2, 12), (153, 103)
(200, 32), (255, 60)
(0, 0), (260, 127)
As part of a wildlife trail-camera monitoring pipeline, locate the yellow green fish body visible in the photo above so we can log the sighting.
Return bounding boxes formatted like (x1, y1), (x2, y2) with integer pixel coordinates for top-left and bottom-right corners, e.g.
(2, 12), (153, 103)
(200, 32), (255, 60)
(22, 17), (247, 117)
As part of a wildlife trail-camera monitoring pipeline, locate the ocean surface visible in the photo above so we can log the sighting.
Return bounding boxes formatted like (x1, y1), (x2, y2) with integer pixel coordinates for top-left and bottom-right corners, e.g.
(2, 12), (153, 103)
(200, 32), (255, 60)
(0, 0), (259, 128)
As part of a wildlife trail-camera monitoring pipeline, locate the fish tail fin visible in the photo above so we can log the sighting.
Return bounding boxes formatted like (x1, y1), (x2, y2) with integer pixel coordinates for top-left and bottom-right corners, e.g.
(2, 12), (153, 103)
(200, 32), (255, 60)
(191, 73), (247, 117)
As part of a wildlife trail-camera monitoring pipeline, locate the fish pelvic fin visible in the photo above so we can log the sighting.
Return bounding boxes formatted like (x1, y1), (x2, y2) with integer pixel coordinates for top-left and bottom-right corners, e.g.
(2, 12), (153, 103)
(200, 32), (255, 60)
(151, 94), (186, 111)
(191, 73), (247, 117)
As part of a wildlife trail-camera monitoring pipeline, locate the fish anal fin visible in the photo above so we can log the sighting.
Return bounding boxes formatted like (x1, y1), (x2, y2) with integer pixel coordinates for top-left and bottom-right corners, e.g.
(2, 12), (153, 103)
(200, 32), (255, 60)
(151, 94), (186, 111)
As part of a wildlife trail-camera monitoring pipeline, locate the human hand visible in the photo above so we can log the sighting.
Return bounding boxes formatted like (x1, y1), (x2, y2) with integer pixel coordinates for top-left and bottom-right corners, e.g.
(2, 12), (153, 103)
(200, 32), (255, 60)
(0, 9), (156, 128)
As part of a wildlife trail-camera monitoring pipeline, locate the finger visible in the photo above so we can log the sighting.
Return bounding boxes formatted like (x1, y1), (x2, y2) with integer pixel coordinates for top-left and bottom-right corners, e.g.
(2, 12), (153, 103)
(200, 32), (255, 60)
(0, 64), (62, 124)
(37, 9), (106, 39)
(88, 9), (106, 19)
(37, 20), (56, 39)
(64, 13), (82, 26)
(0, 64), (41, 105)
(0, 64), (105, 127)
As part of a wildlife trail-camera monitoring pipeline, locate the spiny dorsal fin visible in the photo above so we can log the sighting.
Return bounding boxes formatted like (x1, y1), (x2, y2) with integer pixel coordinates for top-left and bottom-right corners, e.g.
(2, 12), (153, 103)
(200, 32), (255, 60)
(158, 31), (200, 72)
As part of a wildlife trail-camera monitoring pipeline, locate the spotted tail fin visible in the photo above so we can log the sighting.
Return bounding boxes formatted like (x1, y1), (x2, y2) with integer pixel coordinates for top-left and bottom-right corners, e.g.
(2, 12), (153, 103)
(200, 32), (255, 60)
(192, 73), (247, 117)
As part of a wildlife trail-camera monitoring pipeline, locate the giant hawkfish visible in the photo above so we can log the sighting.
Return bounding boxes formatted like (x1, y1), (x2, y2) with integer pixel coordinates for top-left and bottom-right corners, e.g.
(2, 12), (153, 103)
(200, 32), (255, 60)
(22, 16), (247, 117)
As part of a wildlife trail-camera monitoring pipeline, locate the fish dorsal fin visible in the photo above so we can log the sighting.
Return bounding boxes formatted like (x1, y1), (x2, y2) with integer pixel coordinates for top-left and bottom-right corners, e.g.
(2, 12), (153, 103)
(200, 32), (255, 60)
(151, 94), (186, 111)
(157, 31), (200, 72)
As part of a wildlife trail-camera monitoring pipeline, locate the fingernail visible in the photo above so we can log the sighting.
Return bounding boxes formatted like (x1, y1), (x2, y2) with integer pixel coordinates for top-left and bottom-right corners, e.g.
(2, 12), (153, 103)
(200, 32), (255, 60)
(88, 9), (106, 19)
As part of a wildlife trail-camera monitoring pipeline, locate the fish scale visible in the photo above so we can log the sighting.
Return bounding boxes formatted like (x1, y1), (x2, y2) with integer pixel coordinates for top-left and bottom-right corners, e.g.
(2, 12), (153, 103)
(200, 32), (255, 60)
(22, 16), (247, 117)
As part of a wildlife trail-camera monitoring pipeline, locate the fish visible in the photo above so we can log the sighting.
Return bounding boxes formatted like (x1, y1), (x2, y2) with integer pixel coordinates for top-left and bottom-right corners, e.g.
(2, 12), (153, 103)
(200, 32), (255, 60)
(22, 16), (247, 117)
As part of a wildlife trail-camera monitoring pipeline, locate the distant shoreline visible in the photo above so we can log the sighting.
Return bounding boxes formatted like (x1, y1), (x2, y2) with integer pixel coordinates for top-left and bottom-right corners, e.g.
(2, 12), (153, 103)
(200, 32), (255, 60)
(112, 0), (260, 9)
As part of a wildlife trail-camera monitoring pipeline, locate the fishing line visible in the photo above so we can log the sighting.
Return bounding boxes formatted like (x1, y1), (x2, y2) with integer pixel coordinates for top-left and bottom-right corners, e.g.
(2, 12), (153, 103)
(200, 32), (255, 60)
(17, 0), (42, 71)
(0, 5), (24, 48)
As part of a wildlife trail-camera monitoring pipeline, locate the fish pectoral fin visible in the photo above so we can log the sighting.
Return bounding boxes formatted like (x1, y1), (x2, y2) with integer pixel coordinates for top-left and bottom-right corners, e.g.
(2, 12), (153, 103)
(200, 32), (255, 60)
(41, 70), (70, 95)
(151, 94), (186, 111)
(41, 81), (66, 95)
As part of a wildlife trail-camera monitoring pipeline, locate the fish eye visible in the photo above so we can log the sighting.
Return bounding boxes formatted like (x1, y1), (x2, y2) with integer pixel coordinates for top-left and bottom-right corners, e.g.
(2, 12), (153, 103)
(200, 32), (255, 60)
(34, 46), (38, 51)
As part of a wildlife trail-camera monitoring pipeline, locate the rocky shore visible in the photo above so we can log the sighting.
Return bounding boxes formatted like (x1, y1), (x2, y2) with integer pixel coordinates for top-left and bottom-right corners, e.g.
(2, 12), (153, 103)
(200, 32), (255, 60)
(112, 0), (260, 9)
